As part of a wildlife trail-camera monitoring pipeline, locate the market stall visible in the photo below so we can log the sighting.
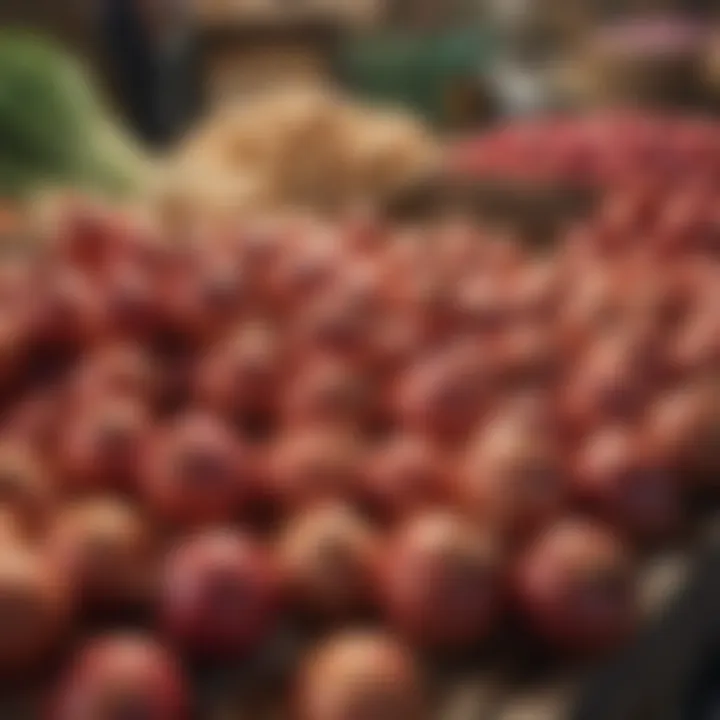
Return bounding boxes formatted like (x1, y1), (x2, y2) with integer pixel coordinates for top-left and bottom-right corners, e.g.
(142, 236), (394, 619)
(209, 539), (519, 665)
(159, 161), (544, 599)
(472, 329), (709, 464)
(0, 9), (718, 720)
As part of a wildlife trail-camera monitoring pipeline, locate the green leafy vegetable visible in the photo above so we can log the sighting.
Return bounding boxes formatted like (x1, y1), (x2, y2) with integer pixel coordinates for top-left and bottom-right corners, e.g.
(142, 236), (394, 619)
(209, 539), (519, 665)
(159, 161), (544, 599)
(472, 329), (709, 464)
(0, 30), (149, 198)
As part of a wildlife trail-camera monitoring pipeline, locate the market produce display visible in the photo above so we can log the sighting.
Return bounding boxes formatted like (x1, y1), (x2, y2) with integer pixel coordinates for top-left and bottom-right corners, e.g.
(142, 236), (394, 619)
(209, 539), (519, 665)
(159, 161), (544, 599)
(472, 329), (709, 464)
(0, 32), (150, 199)
(0, 108), (717, 718)
(448, 111), (720, 190)
(161, 87), (440, 217)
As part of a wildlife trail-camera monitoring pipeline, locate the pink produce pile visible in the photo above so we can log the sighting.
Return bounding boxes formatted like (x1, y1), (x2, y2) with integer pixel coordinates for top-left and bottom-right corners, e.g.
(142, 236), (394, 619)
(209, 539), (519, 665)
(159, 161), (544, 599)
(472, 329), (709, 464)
(0, 125), (718, 718)
(448, 112), (720, 194)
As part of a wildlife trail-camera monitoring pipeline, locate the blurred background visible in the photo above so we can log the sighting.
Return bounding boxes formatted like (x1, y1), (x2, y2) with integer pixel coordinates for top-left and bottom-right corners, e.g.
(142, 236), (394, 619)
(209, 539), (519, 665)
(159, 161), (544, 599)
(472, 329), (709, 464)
(0, 1), (713, 133)
(1, 0), (720, 209)
(0, 1), (716, 136)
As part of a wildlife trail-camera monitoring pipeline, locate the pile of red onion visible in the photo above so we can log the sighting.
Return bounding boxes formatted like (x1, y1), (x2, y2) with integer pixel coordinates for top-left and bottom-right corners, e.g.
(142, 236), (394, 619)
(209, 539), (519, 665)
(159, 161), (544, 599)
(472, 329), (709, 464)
(0, 113), (717, 718)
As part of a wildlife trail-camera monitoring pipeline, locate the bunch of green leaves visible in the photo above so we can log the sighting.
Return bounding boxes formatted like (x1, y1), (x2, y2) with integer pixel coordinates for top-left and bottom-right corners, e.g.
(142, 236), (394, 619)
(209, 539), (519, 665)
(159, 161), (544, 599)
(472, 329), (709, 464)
(0, 30), (148, 198)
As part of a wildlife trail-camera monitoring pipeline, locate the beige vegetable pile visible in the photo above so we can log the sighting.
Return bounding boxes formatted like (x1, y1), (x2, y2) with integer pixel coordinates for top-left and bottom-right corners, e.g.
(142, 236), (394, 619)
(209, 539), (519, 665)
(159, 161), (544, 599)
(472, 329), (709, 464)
(157, 88), (440, 220)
